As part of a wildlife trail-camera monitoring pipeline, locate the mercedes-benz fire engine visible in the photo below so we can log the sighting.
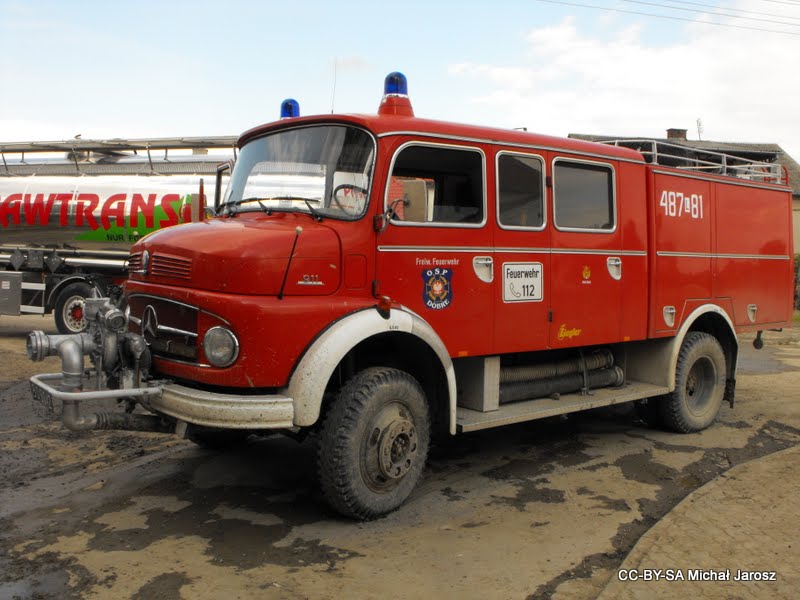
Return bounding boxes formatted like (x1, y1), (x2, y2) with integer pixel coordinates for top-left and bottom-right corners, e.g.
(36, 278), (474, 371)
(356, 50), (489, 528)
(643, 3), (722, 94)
(27, 73), (795, 519)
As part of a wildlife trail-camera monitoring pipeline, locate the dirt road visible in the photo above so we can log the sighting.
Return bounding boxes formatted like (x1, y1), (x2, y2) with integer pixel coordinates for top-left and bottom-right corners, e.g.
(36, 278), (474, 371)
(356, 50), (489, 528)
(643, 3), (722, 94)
(1, 315), (799, 599)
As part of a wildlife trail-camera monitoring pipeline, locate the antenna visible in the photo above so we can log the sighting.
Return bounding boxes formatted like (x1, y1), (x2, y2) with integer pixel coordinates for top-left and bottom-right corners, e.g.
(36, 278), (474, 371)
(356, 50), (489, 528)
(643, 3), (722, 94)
(278, 226), (303, 300)
(331, 57), (338, 113)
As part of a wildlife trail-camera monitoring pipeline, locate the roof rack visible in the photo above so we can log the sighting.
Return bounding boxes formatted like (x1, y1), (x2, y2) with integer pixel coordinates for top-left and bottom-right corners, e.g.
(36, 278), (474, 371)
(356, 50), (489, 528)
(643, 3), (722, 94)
(597, 139), (788, 185)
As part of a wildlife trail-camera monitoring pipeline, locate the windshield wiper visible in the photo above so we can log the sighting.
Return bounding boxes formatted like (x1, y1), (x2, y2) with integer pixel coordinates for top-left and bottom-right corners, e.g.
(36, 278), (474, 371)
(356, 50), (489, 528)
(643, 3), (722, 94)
(222, 196), (324, 220)
(219, 196), (270, 216)
(269, 196), (324, 222)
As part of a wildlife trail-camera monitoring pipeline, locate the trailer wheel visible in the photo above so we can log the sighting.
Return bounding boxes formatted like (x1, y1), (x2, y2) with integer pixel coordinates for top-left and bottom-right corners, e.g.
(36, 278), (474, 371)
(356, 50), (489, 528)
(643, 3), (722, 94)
(660, 332), (726, 433)
(317, 367), (430, 520)
(54, 282), (94, 334)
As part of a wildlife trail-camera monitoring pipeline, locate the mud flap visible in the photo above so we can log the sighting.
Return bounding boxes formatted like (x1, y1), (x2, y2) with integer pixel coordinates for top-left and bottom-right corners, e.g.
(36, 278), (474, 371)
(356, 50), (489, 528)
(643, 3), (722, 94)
(725, 377), (736, 408)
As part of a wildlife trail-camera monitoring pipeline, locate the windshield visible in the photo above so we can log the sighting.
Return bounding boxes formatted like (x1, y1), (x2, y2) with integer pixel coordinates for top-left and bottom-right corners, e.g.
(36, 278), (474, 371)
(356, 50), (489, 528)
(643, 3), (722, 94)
(222, 125), (375, 220)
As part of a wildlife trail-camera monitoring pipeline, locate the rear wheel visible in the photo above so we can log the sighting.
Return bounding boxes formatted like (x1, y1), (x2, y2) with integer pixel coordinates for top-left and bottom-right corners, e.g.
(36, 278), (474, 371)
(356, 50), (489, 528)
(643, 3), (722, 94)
(317, 367), (430, 520)
(54, 282), (94, 334)
(660, 332), (726, 433)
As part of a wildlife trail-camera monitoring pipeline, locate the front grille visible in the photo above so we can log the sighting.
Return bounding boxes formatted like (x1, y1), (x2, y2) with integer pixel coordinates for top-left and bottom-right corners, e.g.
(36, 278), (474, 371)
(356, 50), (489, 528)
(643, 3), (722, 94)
(151, 254), (192, 280)
(128, 295), (198, 363)
(128, 252), (142, 271)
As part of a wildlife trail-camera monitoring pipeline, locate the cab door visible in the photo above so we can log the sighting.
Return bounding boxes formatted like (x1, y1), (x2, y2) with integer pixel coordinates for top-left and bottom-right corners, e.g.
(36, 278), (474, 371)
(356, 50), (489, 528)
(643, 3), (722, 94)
(548, 157), (623, 348)
(493, 149), (551, 353)
(375, 140), (494, 357)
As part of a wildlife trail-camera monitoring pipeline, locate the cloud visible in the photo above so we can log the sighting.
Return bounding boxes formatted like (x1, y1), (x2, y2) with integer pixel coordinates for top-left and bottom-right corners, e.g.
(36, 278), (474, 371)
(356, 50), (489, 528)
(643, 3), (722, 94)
(332, 56), (371, 71)
(446, 2), (800, 159)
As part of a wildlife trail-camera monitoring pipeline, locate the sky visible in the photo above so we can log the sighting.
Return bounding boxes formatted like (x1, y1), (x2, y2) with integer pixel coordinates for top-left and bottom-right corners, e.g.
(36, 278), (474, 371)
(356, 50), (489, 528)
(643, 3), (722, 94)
(1, 0), (799, 160)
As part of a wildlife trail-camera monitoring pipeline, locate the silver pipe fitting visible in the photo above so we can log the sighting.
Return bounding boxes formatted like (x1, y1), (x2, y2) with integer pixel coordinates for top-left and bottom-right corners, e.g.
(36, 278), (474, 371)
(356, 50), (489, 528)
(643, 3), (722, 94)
(28, 302), (171, 435)
(27, 331), (96, 389)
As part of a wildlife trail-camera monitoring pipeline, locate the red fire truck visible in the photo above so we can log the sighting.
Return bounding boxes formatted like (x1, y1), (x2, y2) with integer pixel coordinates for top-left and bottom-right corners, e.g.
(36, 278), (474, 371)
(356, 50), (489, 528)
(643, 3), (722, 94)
(28, 73), (794, 519)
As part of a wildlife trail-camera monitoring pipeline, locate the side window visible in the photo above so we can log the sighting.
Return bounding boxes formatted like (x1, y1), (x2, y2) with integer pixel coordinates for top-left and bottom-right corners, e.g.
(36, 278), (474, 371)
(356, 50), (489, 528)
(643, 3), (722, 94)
(553, 160), (615, 231)
(387, 144), (484, 225)
(497, 153), (544, 229)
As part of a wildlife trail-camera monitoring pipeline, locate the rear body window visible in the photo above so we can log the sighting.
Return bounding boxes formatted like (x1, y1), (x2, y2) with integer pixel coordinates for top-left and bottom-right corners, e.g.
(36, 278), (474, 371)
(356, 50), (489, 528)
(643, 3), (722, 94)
(553, 160), (615, 232)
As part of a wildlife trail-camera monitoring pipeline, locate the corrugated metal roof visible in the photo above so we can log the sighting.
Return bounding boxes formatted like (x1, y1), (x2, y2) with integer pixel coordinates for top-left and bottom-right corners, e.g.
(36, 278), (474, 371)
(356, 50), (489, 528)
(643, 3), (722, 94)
(0, 136), (237, 177)
(0, 136), (237, 154)
(1, 159), (228, 177)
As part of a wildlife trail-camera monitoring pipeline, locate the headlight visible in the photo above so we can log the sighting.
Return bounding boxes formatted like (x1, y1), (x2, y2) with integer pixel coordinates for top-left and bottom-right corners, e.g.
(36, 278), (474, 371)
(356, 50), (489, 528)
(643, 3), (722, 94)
(203, 326), (239, 367)
(141, 250), (150, 273)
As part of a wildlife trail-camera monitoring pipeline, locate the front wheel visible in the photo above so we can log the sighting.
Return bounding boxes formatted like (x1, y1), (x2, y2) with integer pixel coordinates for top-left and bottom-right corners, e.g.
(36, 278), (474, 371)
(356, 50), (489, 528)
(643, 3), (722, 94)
(53, 282), (94, 334)
(317, 367), (430, 520)
(660, 332), (726, 433)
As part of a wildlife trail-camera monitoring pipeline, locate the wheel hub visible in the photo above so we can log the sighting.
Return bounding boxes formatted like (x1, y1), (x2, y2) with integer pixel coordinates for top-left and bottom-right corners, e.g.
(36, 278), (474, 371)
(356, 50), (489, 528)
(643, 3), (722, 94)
(70, 304), (84, 323)
(66, 298), (86, 330)
(686, 357), (715, 413)
(687, 370), (698, 397)
(377, 419), (417, 479)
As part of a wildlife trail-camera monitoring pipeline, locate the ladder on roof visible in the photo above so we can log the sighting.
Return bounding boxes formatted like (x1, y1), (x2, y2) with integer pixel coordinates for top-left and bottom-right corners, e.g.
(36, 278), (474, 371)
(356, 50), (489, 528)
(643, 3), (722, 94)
(598, 139), (788, 185)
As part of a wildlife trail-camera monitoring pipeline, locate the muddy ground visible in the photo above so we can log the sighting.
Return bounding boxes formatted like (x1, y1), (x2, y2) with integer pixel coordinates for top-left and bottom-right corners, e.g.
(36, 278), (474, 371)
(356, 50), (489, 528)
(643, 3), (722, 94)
(1, 315), (799, 599)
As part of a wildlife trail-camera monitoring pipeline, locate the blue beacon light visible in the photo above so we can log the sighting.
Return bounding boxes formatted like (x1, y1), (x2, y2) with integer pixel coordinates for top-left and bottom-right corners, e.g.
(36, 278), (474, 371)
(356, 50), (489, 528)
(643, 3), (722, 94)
(383, 72), (408, 96)
(378, 71), (414, 117)
(280, 99), (300, 119)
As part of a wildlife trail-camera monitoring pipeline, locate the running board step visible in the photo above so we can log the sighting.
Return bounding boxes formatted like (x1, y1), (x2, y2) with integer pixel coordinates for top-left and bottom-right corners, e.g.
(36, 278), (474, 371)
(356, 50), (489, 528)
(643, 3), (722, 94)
(456, 380), (669, 433)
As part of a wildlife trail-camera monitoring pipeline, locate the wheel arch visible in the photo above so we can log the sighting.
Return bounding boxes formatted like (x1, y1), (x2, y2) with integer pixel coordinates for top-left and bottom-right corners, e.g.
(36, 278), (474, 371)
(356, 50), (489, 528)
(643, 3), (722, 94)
(45, 275), (99, 309)
(680, 306), (738, 404)
(683, 308), (738, 380)
(287, 307), (457, 434)
(626, 304), (738, 392)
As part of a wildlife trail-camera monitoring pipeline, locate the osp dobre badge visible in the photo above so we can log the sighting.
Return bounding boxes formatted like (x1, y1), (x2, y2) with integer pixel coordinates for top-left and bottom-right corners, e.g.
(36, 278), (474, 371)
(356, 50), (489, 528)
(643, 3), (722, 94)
(422, 268), (452, 310)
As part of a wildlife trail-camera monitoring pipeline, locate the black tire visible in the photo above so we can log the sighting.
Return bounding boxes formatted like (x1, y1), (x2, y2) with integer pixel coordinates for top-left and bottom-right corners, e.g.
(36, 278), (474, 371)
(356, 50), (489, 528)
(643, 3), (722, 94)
(660, 332), (726, 433)
(317, 367), (430, 520)
(53, 282), (94, 334)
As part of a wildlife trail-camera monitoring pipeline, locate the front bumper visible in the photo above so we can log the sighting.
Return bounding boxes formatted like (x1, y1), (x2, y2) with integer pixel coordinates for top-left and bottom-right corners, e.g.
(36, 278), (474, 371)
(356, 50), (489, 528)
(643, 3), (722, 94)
(30, 372), (295, 431)
(152, 383), (294, 429)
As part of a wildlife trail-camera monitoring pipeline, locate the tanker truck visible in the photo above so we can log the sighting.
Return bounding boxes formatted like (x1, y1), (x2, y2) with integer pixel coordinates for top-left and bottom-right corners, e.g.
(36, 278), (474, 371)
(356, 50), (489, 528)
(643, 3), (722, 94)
(0, 137), (235, 333)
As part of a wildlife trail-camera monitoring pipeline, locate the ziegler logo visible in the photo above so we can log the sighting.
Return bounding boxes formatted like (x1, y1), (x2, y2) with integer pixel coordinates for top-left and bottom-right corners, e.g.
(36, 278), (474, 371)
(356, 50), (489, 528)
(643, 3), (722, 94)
(557, 324), (582, 340)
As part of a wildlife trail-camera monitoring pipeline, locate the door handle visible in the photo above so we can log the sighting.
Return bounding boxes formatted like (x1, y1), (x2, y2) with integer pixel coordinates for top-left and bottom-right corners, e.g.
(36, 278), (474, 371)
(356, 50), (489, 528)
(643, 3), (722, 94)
(606, 257), (622, 281)
(473, 256), (493, 283)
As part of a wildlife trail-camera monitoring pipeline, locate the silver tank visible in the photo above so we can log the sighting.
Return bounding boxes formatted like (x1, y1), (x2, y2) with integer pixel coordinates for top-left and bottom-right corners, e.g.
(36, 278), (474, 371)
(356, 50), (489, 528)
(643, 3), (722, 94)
(0, 175), (217, 252)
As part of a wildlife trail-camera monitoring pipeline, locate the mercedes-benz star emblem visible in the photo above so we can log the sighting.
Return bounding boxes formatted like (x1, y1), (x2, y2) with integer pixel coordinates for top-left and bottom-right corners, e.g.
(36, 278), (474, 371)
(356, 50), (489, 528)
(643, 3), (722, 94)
(142, 305), (159, 341)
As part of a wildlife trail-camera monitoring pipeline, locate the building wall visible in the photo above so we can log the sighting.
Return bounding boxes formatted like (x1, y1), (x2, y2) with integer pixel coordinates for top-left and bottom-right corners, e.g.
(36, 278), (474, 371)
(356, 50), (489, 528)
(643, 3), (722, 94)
(794, 197), (800, 254)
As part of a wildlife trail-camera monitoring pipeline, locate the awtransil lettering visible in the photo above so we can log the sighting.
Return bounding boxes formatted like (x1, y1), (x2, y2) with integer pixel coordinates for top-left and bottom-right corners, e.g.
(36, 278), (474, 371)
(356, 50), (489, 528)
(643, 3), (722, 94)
(0, 192), (187, 231)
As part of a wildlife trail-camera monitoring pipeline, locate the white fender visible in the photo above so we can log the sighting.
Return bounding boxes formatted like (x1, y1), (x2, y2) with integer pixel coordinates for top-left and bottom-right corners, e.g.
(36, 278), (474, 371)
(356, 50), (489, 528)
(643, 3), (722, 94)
(626, 304), (737, 390)
(286, 306), (458, 433)
(667, 304), (737, 388)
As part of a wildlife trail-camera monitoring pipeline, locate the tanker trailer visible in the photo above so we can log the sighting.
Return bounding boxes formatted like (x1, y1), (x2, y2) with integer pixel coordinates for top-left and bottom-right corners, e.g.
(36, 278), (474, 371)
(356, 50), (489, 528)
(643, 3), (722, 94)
(0, 137), (235, 333)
